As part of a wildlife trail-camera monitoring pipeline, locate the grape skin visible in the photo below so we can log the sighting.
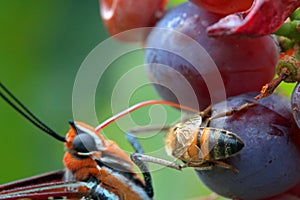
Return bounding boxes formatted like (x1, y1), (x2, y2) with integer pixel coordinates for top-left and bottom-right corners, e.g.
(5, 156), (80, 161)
(145, 2), (279, 110)
(100, 0), (166, 42)
(196, 92), (300, 200)
(189, 0), (253, 15)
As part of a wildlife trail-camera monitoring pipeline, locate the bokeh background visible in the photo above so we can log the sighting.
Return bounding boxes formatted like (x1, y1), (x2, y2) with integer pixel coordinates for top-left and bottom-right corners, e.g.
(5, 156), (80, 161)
(0, 1), (295, 200)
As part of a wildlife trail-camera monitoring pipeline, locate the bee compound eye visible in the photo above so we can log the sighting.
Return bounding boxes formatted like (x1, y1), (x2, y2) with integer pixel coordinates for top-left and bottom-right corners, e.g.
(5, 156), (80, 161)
(72, 134), (97, 153)
(172, 126), (179, 133)
(235, 136), (245, 152)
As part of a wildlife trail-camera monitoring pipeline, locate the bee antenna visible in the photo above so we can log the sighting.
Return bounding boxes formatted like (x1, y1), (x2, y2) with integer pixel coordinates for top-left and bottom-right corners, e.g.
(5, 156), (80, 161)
(95, 100), (199, 132)
(0, 82), (66, 142)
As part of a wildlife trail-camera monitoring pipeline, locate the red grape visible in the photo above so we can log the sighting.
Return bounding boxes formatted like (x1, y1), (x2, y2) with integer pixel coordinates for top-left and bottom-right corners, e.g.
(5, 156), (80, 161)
(207, 0), (300, 37)
(145, 2), (279, 110)
(197, 92), (300, 199)
(100, 0), (167, 42)
(190, 0), (253, 15)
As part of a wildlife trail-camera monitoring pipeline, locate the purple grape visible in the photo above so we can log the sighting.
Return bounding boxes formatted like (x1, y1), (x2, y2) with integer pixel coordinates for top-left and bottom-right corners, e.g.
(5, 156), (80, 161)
(196, 92), (300, 200)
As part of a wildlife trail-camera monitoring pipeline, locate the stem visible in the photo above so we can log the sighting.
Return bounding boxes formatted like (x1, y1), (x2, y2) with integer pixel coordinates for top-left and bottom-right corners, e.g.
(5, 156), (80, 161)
(275, 20), (300, 43)
(255, 69), (289, 100)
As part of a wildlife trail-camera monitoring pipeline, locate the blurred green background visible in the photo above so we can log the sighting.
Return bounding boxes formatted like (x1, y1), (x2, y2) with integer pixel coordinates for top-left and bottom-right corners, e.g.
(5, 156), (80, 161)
(0, 0), (214, 200)
(0, 1), (295, 200)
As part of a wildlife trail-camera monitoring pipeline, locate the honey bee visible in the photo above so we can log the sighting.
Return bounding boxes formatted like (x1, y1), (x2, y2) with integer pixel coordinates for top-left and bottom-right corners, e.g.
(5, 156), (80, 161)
(128, 103), (254, 172)
(164, 115), (244, 171)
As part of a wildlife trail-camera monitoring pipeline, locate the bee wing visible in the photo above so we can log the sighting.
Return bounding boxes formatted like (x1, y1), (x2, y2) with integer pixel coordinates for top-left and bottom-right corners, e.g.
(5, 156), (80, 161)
(172, 115), (202, 157)
(0, 170), (91, 200)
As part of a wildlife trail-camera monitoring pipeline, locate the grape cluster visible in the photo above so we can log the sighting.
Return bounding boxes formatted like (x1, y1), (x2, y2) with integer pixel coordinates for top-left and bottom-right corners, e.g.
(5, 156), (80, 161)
(100, 1), (300, 199)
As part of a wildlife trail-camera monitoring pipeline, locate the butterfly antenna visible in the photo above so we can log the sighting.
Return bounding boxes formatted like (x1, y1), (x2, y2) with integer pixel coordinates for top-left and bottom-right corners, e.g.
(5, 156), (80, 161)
(0, 82), (66, 142)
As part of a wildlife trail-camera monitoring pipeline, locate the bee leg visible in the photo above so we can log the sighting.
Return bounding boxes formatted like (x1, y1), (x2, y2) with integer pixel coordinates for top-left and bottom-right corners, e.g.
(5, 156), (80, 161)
(213, 102), (256, 119)
(200, 104), (212, 118)
(188, 161), (238, 172)
(182, 162), (213, 170)
(206, 102), (256, 125)
(225, 102), (256, 117)
(194, 164), (213, 171)
(210, 161), (239, 173)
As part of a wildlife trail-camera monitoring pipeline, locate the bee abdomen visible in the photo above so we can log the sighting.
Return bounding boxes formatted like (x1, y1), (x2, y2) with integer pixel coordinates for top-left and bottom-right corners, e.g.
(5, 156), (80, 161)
(198, 128), (244, 160)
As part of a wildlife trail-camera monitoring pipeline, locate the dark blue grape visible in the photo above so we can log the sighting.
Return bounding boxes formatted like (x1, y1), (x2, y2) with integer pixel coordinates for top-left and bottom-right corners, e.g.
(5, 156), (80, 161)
(196, 92), (300, 200)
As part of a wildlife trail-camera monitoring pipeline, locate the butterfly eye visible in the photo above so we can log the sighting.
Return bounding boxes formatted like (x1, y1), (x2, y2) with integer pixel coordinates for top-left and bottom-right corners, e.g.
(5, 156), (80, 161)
(72, 133), (97, 153)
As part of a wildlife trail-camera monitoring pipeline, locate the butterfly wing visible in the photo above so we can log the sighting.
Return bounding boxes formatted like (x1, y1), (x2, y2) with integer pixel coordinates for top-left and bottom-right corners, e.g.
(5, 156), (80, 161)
(0, 170), (91, 200)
